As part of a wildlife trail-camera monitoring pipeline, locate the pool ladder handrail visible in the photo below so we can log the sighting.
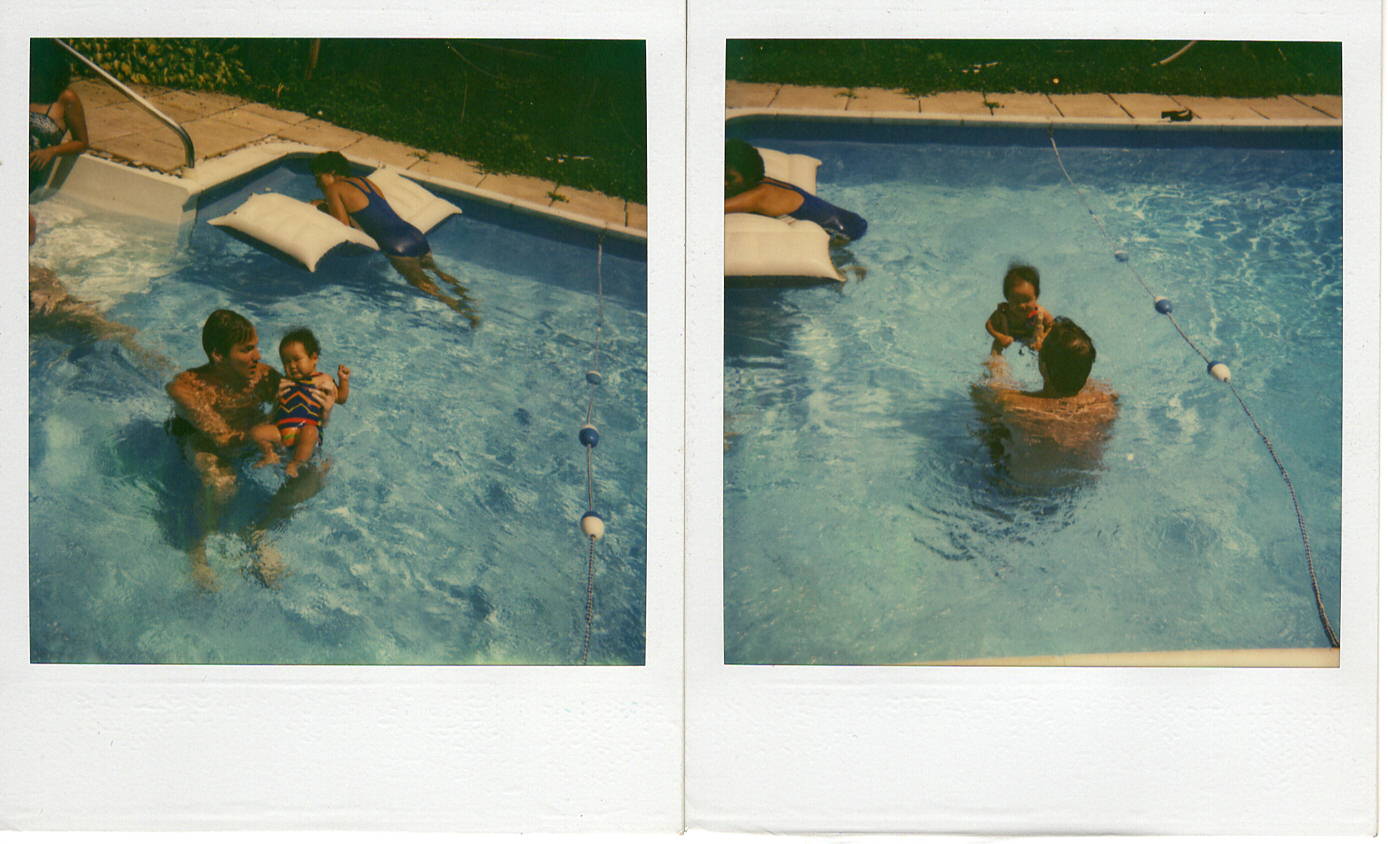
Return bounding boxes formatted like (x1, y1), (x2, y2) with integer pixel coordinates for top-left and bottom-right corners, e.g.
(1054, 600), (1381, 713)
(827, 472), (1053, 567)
(52, 38), (197, 170)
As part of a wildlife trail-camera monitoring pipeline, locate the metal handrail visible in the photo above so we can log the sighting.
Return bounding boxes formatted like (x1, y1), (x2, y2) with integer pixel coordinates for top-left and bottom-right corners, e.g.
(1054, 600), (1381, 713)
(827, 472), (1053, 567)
(51, 38), (197, 169)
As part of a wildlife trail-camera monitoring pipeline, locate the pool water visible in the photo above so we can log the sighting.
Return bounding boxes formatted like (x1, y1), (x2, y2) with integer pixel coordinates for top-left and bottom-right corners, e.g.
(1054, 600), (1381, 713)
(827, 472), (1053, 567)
(29, 162), (647, 665)
(724, 122), (1342, 665)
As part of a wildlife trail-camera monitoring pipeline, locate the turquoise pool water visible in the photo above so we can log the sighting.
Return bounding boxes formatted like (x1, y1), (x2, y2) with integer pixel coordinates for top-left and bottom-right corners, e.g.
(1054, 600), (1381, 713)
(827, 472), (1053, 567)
(29, 162), (647, 665)
(724, 121), (1341, 664)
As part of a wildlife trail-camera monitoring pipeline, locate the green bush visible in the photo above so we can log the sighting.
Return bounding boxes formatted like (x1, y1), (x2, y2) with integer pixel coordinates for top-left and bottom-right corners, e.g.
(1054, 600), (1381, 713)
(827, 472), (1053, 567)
(66, 38), (250, 91)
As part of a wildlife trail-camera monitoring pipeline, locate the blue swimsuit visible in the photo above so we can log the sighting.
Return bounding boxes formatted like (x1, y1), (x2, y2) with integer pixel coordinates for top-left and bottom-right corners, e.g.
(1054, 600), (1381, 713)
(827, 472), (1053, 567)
(345, 177), (430, 258)
(763, 177), (868, 242)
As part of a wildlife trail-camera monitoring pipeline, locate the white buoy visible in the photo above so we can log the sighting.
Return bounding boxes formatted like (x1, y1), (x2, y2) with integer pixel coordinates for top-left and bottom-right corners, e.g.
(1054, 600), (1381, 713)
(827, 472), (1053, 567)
(580, 511), (605, 541)
(1208, 361), (1231, 383)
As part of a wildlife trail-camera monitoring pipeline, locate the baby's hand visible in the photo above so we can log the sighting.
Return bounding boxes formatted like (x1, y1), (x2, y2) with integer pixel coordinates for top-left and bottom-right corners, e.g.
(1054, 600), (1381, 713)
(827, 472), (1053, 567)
(996, 334), (1014, 348)
(338, 364), (351, 381)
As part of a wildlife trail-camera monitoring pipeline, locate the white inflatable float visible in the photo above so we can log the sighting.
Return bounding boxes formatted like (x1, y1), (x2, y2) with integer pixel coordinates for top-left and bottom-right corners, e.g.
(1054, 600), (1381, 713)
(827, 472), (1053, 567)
(209, 167), (461, 271)
(725, 146), (842, 287)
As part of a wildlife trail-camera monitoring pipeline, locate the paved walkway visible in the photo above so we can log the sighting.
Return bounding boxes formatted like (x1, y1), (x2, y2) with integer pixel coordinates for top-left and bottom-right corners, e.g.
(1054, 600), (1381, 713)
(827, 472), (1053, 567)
(727, 80), (1342, 123)
(71, 78), (645, 232)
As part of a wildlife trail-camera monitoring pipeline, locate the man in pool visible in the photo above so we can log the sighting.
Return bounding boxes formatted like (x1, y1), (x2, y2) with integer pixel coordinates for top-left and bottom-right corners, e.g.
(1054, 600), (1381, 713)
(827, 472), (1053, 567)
(166, 309), (327, 589)
(971, 317), (1118, 485)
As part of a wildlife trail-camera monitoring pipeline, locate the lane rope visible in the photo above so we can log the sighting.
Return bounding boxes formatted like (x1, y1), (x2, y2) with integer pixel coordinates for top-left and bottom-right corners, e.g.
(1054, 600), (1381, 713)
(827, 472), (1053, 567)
(577, 232), (609, 664)
(1046, 128), (1339, 648)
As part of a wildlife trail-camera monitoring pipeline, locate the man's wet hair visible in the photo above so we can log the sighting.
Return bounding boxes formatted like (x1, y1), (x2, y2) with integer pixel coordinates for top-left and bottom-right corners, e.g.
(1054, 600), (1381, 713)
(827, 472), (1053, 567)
(725, 138), (765, 185)
(1039, 317), (1095, 397)
(280, 327), (321, 357)
(309, 151), (353, 177)
(202, 309), (255, 360)
(30, 39), (72, 104)
(1004, 262), (1040, 297)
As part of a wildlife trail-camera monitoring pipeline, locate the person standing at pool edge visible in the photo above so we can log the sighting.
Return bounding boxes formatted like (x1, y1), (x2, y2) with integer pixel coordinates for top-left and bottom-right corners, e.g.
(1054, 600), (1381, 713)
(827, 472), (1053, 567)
(309, 152), (480, 326)
(167, 310), (325, 589)
(724, 138), (868, 243)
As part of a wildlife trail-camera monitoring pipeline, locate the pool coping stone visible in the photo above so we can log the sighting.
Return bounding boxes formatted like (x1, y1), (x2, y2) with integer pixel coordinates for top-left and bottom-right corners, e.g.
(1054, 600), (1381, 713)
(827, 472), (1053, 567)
(67, 78), (642, 237)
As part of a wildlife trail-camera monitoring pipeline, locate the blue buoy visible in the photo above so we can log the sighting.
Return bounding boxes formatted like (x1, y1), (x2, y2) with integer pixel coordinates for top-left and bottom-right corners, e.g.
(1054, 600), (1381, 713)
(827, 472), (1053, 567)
(1154, 297), (1173, 314)
(580, 510), (605, 541)
(1207, 361), (1231, 383)
(579, 424), (600, 447)
(585, 370), (602, 385)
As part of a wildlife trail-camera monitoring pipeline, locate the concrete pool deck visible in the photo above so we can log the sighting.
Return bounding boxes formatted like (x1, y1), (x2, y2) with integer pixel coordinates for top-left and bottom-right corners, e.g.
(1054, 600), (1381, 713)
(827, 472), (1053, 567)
(69, 78), (646, 234)
(727, 80), (1342, 126)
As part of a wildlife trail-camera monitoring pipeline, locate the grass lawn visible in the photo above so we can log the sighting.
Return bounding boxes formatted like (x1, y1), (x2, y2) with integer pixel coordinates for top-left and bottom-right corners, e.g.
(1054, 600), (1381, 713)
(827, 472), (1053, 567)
(728, 39), (1341, 97)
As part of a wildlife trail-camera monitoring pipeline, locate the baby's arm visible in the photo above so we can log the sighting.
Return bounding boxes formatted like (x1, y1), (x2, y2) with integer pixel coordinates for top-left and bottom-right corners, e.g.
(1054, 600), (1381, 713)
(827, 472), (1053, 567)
(335, 365), (351, 405)
(985, 308), (1012, 352)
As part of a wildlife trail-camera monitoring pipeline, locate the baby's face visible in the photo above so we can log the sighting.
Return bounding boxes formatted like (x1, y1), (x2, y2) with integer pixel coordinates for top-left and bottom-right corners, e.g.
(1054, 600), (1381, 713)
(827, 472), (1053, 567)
(1005, 281), (1039, 316)
(280, 341), (318, 380)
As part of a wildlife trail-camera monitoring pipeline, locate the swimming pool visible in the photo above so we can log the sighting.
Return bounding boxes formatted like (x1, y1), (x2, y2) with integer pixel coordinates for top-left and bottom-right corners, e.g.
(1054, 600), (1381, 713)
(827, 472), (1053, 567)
(29, 159), (647, 665)
(724, 119), (1341, 665)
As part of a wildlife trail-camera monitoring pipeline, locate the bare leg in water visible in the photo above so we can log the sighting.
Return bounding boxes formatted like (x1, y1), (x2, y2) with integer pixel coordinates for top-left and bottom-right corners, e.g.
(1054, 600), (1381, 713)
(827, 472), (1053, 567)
(389, 254), (481, 327)
(239, 458), (332, 588)
(185, 444), (238, 591)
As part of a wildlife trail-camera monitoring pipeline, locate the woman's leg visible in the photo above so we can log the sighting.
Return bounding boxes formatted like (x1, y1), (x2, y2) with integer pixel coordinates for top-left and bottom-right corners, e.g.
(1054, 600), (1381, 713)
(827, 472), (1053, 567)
(389, 255), (480, 327)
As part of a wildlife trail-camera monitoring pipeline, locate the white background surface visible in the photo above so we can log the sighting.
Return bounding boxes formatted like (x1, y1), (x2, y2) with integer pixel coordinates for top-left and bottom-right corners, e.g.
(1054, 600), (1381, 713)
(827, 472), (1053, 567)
(2, 0), (685, 833)
(1, 0), (1380, 837)
(686, 0), (1378, 836)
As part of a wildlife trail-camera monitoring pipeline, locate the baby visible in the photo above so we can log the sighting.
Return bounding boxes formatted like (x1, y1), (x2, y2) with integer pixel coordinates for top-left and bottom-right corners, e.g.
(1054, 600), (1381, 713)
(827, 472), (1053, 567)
(253, 327), (351, 477)
(985, 263), (1055, 355)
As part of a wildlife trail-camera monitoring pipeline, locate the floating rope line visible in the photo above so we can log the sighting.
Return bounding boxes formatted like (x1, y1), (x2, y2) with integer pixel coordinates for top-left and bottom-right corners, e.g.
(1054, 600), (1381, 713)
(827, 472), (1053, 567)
(1046, 128), (1339, 648)
(577, 232), (609, 664)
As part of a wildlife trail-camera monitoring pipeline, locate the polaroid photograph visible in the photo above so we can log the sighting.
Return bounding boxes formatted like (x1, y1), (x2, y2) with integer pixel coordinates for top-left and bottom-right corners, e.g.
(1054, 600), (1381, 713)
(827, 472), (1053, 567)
(687, 0), (1376, 835)
(5, 0), (684, 832)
